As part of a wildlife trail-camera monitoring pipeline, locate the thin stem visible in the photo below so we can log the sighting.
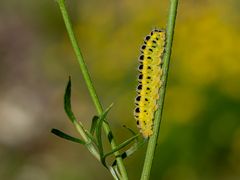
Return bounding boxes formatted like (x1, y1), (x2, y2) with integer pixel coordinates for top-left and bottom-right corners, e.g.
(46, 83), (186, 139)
(140, 0), (179, 180)
(73, 121), (100, 160)
(56, 0), (128, 179)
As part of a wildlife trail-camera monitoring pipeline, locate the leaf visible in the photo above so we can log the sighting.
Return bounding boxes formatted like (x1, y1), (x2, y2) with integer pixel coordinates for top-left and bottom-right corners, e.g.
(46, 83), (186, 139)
(103, 134), (140, 160)
(109, 166), (120, 180)
(51, 128), (85, 144)
(63, 77), (100, 152)
(112, 138), (147, 166)
(85, 130), (98, 146)
(122, 125), (137, 136)
(64, 76), (77, 123)
(90, 115), (99, 135)
(95, 103), (114, 166)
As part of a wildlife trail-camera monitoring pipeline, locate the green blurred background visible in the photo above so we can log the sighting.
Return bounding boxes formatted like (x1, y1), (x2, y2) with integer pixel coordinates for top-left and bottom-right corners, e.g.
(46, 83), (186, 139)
(0, 0), (239, 179)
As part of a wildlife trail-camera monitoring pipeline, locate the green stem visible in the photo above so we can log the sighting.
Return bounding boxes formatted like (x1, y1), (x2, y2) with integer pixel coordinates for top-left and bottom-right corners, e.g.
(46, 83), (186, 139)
(140, 0), (179, 179)
(56, 0), (128, 179)
(73, 121), (100, 160)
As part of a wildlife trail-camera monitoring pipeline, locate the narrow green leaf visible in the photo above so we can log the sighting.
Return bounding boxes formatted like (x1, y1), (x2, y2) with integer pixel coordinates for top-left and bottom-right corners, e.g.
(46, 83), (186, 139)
(63, 78), (100, 158)
(109, 166), (120, 180)
(113, 166), (121, 180)
(112, 139), (147, 166)
(85, 130), (98, 146)
(64, 78), (94, 142)
(103, 134), (140, 160)
(64, 77), (77, 123)
(122, 125), (137, 136)
(90, 115), (99, 134)
(51, 128), (85, 144)
(95, 103), (114, 167)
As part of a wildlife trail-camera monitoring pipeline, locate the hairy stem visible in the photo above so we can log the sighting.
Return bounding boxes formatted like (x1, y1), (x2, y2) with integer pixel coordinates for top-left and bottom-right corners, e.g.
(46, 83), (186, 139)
(56, 0), (128, 179)
(140, 0), (179, 179)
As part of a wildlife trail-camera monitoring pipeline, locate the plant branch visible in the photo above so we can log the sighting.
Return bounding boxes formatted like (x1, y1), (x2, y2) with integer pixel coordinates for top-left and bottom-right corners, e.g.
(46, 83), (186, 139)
(56, 0), (128, 179)
(140, 0), (179, 179)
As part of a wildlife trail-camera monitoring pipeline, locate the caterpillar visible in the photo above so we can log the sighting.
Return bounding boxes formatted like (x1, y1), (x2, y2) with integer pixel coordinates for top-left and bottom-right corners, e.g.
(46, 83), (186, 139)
(134, 29), (166, 138)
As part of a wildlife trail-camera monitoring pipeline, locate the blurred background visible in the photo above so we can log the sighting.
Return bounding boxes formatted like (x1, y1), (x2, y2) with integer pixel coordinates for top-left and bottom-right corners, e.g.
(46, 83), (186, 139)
(0, 0), (239, 179)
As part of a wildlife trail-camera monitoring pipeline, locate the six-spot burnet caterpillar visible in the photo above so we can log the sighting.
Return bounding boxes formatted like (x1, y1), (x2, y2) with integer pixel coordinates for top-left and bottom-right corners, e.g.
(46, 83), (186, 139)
(134, 29), (166, 138)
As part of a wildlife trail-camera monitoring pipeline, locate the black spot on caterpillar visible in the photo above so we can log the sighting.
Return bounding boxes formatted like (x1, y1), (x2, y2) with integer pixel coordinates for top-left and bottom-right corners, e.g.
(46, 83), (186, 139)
(134, 29), (166, 138)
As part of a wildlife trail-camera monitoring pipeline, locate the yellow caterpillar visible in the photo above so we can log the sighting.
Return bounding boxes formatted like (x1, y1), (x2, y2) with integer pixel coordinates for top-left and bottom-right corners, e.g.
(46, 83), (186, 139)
(134, 29), (166, 138)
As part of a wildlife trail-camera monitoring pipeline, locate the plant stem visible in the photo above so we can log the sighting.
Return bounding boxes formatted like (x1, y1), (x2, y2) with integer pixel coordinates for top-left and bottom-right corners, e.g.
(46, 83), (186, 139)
(140, 0), (179, 179)
(73, 121), (100, 160)
(56, 0), (128, 179)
